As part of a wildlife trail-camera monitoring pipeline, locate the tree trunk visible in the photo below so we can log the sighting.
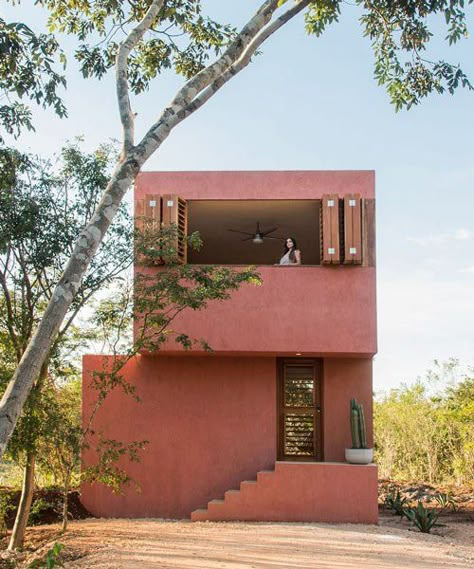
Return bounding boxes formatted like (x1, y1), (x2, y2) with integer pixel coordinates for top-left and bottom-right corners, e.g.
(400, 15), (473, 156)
(0, 158), (140, 459)
(8, 451), (35, 550)
(61, 471), (70, 532)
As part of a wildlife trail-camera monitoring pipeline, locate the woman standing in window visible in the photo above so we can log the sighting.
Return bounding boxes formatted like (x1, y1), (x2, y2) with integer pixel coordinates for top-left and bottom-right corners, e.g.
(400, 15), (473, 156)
(279, 237), (301, 265)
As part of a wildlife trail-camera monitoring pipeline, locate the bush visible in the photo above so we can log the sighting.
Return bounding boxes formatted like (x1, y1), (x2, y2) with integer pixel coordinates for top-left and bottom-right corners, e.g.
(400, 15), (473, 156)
(374, 360), (474, 486)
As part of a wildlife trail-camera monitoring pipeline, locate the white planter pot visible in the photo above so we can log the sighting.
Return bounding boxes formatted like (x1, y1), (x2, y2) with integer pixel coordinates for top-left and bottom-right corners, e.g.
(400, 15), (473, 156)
(345, 448), (374, 464)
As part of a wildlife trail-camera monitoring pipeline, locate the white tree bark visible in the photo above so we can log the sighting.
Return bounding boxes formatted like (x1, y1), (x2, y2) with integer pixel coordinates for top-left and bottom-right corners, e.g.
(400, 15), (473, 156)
(0, 0), (310, 458)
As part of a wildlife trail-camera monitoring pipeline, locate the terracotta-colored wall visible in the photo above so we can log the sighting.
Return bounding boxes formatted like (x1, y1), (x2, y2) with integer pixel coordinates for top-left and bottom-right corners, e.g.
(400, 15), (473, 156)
(136, 170), (375, 200)
(82, 354), (374, 519)
(134, 171), (377, 356)
(323, 358), (374, 462)
(81, 355), (277, 519)
(137, 266), (376, 356)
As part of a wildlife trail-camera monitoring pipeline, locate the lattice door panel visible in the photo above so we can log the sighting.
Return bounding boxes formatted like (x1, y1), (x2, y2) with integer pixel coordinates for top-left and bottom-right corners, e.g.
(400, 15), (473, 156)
(278, 360), (322, 461)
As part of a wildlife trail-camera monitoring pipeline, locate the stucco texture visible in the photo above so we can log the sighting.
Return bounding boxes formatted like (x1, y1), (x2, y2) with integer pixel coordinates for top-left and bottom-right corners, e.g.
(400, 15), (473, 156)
(81, 355), (374, 520)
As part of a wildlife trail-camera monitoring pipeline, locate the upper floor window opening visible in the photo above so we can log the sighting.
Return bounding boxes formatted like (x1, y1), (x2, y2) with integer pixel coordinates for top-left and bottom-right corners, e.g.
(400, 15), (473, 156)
(134, 194), (371, 267)
(187, 199), (321, 266)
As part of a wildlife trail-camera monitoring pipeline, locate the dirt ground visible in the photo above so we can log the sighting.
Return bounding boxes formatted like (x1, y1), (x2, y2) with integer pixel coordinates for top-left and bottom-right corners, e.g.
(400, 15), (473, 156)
(9, 513), (473, 569)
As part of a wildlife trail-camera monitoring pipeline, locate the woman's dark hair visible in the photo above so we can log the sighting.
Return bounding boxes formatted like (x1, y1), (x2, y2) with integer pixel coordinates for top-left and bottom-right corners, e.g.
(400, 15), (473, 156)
(283, 236), (298, 262)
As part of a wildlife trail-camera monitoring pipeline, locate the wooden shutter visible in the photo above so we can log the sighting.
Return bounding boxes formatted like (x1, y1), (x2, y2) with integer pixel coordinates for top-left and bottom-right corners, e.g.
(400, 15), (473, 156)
(162, 194), (187, 264)
(362, 198), (376, 267)
(134, 194), (162, 265)
(134, 198), (146, 265)
(343, 194), (362, 264)
(144, 194), (161, 232)
(321, 194), (340, 264)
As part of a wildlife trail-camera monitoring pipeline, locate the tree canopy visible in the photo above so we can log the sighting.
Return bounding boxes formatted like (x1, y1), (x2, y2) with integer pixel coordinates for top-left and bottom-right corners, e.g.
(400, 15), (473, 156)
(0, 16), (65, 143)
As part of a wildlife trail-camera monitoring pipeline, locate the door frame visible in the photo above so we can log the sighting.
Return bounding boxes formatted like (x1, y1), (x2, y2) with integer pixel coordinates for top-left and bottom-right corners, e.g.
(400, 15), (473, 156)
(276, 358), (324, 462)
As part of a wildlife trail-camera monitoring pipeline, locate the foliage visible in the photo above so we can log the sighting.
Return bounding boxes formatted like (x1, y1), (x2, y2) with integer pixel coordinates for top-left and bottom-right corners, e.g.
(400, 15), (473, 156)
(0, 16), (66, 143)
(27, 0), (472, 111)
(0, 140), (131, 364)
(402, 493), (457, 533)
(28, 497), (50, 526)
(82, 436), (149, 494)
(434, 492), (458, 511)
(0, 140), (132, 546)
(403, 501), (440, 533)
(2, 0), (467, 126)
(0, 492), (14, 538)
(28, 543), (64, 569)
(0, 0), (470, 147)
(36, 379), (82, 492)
(1, 138), (132, 475)
(81, 223), (261, 491)
(355, 0), (474, 110)
(384, 487), (459, 533)
(384, 489), (409, 517)
(134, 225), (261, 352)
(374, 359), (474, 485)
(38, 0), (236, 93)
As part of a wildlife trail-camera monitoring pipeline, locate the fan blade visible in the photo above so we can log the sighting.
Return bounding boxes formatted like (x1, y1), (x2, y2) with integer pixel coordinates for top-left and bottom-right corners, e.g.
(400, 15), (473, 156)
(228, 229), (254, 236)
(242, 236), (254, 241)
(262, 227), (278, 236)
(265, 235), (285, 240)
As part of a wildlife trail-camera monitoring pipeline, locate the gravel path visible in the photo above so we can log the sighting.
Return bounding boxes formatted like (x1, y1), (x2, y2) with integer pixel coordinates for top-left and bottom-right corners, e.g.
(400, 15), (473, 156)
(20, 515), (473, 569)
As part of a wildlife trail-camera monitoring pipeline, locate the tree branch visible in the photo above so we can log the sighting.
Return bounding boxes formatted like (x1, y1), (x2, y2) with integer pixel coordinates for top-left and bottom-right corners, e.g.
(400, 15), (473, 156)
(181, 0), (311, 119)
(135, 0), (282, 162)
(0, 266), (21, 362)
(116, 0), (166, 153)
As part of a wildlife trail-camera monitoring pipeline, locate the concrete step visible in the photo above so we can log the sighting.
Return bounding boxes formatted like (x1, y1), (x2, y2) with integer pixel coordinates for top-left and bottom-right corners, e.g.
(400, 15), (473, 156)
(190, 508), (208, 522)
(191, 462), (378, 524)
(191, 469), (275, 522)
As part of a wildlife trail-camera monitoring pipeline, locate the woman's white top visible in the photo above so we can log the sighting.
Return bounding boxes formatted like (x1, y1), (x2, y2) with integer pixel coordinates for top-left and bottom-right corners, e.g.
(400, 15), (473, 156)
(279, 251), (293, 265)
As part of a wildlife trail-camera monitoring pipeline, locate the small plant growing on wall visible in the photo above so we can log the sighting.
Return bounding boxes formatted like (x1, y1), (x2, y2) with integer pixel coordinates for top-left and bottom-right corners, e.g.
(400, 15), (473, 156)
(345, 398), (374, 464)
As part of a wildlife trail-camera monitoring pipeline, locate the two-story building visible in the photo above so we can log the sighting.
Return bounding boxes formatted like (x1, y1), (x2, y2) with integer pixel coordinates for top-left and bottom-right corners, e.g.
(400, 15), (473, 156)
(81, 170), (378, 523)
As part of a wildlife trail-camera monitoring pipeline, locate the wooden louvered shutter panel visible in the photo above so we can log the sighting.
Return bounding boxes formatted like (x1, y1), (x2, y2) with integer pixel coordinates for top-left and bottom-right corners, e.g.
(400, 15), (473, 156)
(362, 198), (376, 267)
(142, 194), (162, 265)
(144, 194), (161, 231)
(321, 194), (340, 264)
(162, 194), (187, 264)
(343, 193), (362, 264)
(134, 198), (146, 265)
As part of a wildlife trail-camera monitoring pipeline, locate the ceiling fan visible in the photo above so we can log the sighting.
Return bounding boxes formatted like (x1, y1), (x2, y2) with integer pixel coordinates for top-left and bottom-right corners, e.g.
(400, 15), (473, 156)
(227, 221), (284, 244)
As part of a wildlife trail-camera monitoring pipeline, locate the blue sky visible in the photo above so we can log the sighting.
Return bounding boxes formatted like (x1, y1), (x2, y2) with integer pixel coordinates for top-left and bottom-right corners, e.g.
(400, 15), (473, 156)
(3, 1), (474, 391)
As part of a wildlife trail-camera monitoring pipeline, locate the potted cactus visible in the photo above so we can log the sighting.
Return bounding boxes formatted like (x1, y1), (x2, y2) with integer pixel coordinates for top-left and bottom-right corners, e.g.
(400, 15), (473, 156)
(345, 398), (374, 464)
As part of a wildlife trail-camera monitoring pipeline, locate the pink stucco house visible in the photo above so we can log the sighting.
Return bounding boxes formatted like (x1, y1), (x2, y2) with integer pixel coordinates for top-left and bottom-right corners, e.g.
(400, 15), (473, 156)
(81, 170), (378, 523)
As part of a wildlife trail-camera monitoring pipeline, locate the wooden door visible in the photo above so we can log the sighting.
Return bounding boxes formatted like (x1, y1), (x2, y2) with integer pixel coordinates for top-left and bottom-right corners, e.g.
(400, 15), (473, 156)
(277, 359), (322, 461)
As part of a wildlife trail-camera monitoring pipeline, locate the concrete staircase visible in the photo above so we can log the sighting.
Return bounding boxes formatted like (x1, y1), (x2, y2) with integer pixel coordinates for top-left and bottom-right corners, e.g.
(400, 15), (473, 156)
(191, 469), (275, 522)
(190, 461), (379, 523)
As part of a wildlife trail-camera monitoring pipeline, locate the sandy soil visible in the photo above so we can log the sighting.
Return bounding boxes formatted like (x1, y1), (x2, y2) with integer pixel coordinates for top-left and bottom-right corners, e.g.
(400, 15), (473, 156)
(14, 514), (473, 569)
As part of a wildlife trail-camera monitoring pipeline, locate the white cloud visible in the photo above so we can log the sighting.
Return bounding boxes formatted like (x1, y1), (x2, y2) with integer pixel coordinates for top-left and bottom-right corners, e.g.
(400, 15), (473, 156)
(454, 228), (473, 241)
(460, 266), (474, 274)
(407, 228), (473, 246)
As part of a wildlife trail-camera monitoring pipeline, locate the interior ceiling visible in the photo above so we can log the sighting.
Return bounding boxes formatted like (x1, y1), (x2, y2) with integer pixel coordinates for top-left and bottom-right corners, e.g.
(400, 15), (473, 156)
(187, 200), (320, 265)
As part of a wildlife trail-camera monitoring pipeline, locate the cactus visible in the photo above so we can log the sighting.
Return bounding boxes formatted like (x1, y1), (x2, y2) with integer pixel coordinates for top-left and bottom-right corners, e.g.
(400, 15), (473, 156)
(350, 398), (368, 449)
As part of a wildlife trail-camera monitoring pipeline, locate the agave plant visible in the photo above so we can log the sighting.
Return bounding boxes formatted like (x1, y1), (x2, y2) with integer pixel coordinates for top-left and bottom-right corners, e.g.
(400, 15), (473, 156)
(384, 490), (409, 518)
(404, 502), (440, 533)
